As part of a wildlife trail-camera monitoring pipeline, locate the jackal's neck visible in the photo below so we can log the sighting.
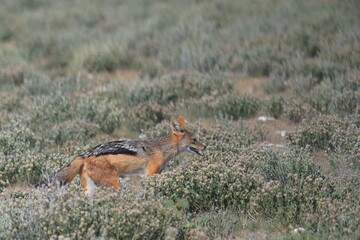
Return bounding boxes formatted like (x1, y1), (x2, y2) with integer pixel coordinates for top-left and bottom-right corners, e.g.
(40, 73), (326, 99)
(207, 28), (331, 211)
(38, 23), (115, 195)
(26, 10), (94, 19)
(149, 134), (180, 159)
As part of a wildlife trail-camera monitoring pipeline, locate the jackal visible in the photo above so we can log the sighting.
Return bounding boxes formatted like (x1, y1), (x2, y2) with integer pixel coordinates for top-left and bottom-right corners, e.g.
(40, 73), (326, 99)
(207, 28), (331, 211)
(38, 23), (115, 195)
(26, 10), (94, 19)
(36, 116), (205, 194)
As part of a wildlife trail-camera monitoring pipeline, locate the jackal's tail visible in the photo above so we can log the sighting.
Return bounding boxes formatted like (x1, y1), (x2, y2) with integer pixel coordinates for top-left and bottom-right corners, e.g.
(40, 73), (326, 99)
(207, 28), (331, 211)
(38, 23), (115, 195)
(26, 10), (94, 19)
(35, 157), (84, 188)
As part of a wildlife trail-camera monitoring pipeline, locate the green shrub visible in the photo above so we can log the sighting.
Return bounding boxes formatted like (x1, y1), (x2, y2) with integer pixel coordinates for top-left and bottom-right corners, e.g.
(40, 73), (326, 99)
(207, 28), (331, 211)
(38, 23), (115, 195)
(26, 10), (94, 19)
(0, 89), (24, 112)
(237, 147), (321, 184)
(241, 43), (290, 77)
(250, 176), (335, 225)
(158, 19), (231, 72)
(295, 59), (345, 83)
(0, 67), (25, 87)
(0, 147), (72, 191)
(72, 41), (139, 72)
(265, 97), (283, 118)
(289, 75), (319, 95)
(0, 121), (36, 156)
(172, 95), (220, 118)
(123, 101), (168, 132)
(327, 42), (360, 69)
(78, 98), (123, 134)
(304, 197), (360, 238)
(147, 160), (263, 211)
(287, 115), (360, 152)
(51, 119), (99, 146)
(171, 92), (261, 121)
(303, 72), (360, 116)
(284, 98), (316, 123)
(126, 72), (231, 106)
(162, 39), (231, 73)
(30, 93), (76, 127)
(0, 46), (27, 87)
(243, 148), (359, 233)
(198, 121), (264, 154)
(175, 93), (263, 120)
(263, 73), (287, 94)
(217, 93), (262, 119)
(22, 69), (51, 96)
(0, 17), (12, 41)
(0, 45), (26, 68)
(187, 209), (243, 239)
(0, 187), (182, 239)
(289, 27), (321, 57)
(30, 94), (123, 142)
(327, 90), (360, 115)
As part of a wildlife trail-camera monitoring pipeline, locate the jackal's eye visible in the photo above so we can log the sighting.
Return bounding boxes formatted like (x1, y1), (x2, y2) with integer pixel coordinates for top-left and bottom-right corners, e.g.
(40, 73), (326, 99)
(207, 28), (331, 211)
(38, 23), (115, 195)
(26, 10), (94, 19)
(192, 138), (197, 143)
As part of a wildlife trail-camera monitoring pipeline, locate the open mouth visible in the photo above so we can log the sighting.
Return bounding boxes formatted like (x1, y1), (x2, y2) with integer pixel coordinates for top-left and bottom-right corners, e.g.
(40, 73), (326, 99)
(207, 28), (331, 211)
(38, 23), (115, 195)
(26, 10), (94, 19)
(189, 147), (203, 156)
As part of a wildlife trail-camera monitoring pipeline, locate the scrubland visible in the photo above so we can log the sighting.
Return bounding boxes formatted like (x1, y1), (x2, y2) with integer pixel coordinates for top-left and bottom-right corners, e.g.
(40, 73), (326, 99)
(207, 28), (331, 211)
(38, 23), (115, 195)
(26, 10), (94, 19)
(0, 0), (359, 239)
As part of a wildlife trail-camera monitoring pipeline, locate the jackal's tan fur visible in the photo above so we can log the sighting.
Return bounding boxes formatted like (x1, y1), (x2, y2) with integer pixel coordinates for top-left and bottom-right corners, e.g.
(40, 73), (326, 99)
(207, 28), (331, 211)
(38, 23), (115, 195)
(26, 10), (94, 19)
(37, 116), (205, 194)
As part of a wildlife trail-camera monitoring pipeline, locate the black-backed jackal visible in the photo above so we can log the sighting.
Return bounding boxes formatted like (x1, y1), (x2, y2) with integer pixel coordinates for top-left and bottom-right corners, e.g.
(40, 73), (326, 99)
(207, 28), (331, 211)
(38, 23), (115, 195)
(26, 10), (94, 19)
(37, 116), (206, 194)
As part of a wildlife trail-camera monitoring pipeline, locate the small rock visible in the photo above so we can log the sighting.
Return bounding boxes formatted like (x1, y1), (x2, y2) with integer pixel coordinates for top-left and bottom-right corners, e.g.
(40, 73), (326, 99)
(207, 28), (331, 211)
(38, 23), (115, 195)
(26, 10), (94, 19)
(259, 143), (285, 148)
(275, 130), (286, 137)
(139, 134), (147, 139)
(293, 228), (305, 233)
(257, 116), (275, 121)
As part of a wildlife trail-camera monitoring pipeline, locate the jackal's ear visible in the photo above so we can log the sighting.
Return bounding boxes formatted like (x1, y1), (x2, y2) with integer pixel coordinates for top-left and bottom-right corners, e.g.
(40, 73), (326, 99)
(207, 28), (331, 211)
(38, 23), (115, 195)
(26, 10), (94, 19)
(177, 116), (186, 128)
(170, 116), (185, 135)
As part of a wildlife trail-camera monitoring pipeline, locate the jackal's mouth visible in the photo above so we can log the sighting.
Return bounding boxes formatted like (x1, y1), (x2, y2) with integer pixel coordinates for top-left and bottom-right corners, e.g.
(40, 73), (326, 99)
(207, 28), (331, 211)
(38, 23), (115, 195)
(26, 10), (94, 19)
(188, 146), (203, 156)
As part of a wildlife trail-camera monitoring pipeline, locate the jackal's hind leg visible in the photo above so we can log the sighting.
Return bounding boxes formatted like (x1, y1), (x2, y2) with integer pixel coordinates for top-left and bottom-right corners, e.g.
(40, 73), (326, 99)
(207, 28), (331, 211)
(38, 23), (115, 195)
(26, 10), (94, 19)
(80, 167), (97, 195)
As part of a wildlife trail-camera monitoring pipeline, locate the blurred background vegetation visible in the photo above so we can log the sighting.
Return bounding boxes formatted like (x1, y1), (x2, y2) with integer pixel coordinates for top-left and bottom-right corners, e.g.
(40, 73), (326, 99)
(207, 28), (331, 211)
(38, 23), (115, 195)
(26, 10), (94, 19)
(0, 0), (359, 239)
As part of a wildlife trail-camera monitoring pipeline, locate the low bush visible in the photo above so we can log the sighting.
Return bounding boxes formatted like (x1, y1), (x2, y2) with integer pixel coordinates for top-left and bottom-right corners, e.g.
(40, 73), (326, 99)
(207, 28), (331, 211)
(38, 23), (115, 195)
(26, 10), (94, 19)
(287, 115), (360, 152)
(240, 42), (291, 77)
(122, 101), (168, 132)
(126, 72), (231, 106)
(147, 160), (262, 211)
(307, 74), (360, 115)
(289, 75), (319, 95)
(0, 89), (24, 112)
(283, 98), (316, 123)
(0, 187), (182, 240)
(0, 46), (27, 87)
(0, 146), (73, 191)
(198, 121), (264, 153)
(51, 119), (99, 147)
(30, 94), (123, 144)
(304, 198), (360, 239)
(186, 209), (243, 239)
(264, 97), (283, 118)
(263, 72), (287, 94)
(294, 59), (345, 84)
(216, 93), (262, 120)
(289, 27), (321, 58)
(22, 69), (52, 96)
(158, 19), (231, 72)
(237, 147), (321, 184)
(72, 41), (139, 72)
(0, 121), (37, 156)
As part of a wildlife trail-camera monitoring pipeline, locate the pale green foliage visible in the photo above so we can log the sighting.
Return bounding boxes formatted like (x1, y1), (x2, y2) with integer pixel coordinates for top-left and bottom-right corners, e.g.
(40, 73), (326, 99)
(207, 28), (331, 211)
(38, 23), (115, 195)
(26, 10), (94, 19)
(0, 187), (182, 239)
(0, 0), (359, 239)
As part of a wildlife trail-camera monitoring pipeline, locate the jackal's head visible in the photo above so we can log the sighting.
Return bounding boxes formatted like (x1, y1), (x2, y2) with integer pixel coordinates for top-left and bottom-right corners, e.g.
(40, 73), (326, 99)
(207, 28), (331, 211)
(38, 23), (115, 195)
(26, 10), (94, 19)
(170, 116), (206, 156)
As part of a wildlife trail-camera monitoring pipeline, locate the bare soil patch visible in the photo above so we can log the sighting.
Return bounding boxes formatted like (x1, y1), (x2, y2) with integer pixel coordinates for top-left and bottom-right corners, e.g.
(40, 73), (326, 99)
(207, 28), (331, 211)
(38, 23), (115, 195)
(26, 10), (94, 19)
(98, 69), (139, 84)
(233, 75), (267, 97)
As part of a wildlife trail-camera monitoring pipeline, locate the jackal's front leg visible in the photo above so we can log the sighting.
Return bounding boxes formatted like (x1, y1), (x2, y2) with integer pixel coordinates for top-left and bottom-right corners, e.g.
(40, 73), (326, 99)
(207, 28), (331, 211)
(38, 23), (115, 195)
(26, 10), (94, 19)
(146, 161), (160, 177)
